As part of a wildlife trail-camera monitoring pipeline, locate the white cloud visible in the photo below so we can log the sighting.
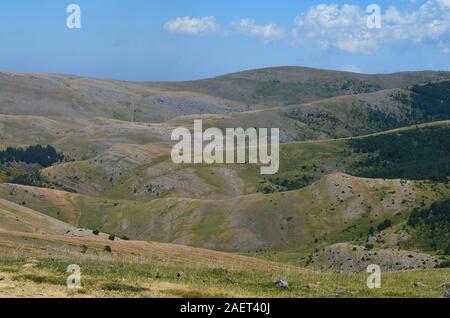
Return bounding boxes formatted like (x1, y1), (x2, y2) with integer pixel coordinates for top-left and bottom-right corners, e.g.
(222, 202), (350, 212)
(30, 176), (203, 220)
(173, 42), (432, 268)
(163, 16), (219, 35)
(291, 1), (450, 53)
(232, 19), (285, 41)
(162, 2), (450, 52)
(292, 4), (377, 53)
(340, 64), (362, 73)
(437, 0), (450, 8)
(438, 40), (450, 53)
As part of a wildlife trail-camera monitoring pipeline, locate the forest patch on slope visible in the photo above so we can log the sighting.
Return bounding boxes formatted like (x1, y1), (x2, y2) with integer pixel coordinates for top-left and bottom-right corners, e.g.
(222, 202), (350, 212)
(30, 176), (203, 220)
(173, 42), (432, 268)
(348, 125), (450, 181)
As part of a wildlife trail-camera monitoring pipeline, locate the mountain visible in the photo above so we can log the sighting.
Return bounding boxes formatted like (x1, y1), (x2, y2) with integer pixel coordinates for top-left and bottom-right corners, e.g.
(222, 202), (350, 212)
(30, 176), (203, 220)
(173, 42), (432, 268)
(167, 67), (450, 105)
(0, 72), (249, 123)
(2, 68), (450, 147)
(1, 67), (450, 297)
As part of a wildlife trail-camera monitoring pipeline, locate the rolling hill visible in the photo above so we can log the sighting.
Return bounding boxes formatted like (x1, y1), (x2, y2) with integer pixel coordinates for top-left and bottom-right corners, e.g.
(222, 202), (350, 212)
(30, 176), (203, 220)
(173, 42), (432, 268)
(1, 66), (450, 297)
(0, 198), (74, 235)
(168, 67), (450, 106)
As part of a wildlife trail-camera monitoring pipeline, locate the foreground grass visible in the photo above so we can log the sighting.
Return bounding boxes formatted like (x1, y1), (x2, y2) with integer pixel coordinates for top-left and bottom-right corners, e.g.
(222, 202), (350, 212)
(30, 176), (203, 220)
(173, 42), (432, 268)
(0, 257), (449, 298)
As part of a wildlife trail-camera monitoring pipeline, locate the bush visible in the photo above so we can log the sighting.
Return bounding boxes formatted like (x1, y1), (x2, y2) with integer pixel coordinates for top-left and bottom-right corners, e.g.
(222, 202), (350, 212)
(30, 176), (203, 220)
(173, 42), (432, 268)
(104, 246), (112, 253)
(445, 244), (450, 256)
(12, 274), (65, 286)
(436, 260), (450, 268)
(101, 282), (148, 293)
(92, 229), (99, 236)
(377, 219), (392, 232)
(10, 171), (53, 188)
(365, 243), (374, 250)
(108, 234), (115, 241)
(407, 199), (450, 252)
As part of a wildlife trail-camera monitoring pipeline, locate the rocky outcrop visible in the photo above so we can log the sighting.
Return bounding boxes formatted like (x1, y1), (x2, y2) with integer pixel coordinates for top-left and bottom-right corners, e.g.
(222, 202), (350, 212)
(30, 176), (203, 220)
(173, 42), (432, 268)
(308, 243), (439, 273)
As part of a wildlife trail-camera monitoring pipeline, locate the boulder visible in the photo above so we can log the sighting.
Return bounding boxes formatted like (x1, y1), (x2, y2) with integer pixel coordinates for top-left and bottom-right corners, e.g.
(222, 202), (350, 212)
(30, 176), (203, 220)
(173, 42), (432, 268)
(274, 279), (289, 289)
(439, 282), (450, 289)
(413, 282), (428, 288)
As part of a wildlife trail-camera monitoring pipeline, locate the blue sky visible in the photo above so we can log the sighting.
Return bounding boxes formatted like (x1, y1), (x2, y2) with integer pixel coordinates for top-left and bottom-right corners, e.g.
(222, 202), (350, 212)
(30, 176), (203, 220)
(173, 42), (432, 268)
(0, 0), (449, 81)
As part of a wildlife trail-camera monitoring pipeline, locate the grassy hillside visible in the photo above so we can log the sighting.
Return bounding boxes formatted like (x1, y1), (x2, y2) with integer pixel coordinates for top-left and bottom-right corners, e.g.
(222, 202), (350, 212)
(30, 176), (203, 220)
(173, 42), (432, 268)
(0, 231), (449, 298)
(1, 68), (449, 136)
(201, 81), (450, 142)
(1, 67), (450, 297)
(0, 198), (74, 234)
(0, 72), (257, 122)
(169, 67), (450, 106)
(1, 118), (450, 257)
(1, 172), (448, 257)
(407, 199), (450, 253)
(2, 121), (450, 256)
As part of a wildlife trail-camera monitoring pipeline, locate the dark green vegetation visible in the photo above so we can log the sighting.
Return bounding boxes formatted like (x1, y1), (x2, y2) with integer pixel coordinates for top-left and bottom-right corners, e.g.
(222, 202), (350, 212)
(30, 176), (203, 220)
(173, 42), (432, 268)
(348, 126), (450, 181)
(255, 81), (339, 105)
(254, 79), (384, 106)
(259, 123), (450, 193)
(366, 108), (409, 132)
(410, 81), (450, 121)
(408, 199), (450, 253)
(282, 80), (450, 142)
(0, 145), (63, 167)
(376, 219), (392, 232)
(12, 274), (66, 286)
(0, 145), (68, 190)
(258, 171), (315, 193)
(101, 282), (148, 293)
(254, 140), (351, 193)
(9, 171), (52, 188)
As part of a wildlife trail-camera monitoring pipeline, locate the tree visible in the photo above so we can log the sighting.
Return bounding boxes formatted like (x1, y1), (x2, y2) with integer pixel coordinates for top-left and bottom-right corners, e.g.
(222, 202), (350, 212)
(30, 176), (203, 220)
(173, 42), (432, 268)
(377, 219), (392, 232)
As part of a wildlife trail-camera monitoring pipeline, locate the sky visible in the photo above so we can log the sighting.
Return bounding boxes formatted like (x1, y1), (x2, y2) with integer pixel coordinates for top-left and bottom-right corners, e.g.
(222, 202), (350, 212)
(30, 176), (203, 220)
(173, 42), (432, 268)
(0, 0), (450, 81)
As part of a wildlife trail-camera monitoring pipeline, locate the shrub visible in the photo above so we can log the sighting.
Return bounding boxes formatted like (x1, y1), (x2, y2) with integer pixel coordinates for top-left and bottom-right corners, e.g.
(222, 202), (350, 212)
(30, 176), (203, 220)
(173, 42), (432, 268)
(12, 274), (65, 286)
(407, 199), (450, 252)
(436, 260), (450, 268)
(365, 243), (374, 250)
(377, 219), (392, 232)
(445, 243), (450, 256)
(101, 282), (148, 293)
